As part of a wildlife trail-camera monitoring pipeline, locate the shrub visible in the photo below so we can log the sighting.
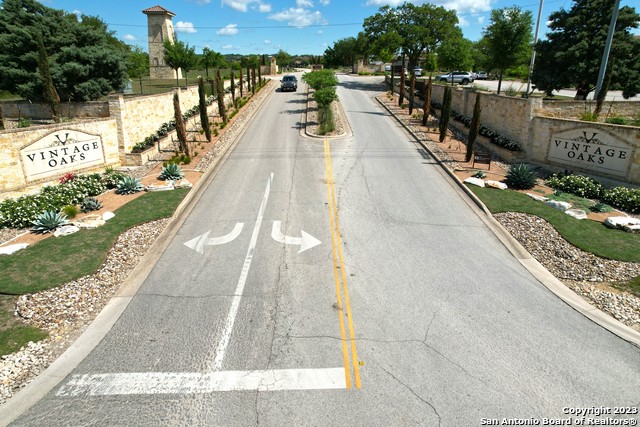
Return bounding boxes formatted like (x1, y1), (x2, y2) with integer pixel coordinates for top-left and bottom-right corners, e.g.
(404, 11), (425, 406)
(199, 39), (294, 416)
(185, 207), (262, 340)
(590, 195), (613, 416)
(18, 117), (32, 128)
(159, 163), (184, 181)
(31, 211), (69, 234)
(81, 197), (103, 213)
(605, 116), (628, 125)
(579, 111), (598, 122)
(115, 176), (144, 195)
(589, 202), (611, 213)
(101, 168), (126, 189)
(505, 163), (537, 190)
(61, 204), (79, 218)
(602, 187), (640, 214)
(545, 174), (603, 199)
(473, 171), (486, 179)
(59, 172), (76, 184)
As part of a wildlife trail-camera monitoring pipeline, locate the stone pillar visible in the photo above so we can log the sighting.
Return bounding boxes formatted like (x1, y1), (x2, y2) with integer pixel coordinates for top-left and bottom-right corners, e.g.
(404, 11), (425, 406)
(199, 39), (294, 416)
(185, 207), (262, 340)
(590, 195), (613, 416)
(108, 94), (129, 162)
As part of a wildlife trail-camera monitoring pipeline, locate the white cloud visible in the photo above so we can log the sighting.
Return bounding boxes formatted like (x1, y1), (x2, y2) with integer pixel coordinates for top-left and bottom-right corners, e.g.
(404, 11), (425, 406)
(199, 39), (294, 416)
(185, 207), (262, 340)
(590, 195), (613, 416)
(365, 0), (404, 5)
(478, 16), (484, 25)
(217, 24), (239, 36)
(268, 8), (327, 27)
(264, 39), (272, 44)
(317, 30), (323, 35)
(297, 0), (314, 7)
(222, 44), (234, 49)
(319, 0), (330, 5)
(122, 34), (137, 41)
(223, 0), (272, 13)
(175, 21), (197, 33)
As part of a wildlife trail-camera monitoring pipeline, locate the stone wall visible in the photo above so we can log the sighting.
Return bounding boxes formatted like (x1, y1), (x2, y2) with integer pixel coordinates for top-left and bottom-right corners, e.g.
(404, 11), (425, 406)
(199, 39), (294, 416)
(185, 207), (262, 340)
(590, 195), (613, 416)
(1, 100), (110, 120)
(537, 100), (640, 120)
(386, 76), (640, 184)
(0, 78), (248, 193)
(0, 119), (120, 193)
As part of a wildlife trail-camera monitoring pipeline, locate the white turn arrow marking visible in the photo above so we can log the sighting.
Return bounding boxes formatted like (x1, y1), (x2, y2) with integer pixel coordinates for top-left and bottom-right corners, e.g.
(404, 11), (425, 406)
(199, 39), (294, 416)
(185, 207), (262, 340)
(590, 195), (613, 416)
(184, 222), (244, 254)
(271, 220), (322, 253)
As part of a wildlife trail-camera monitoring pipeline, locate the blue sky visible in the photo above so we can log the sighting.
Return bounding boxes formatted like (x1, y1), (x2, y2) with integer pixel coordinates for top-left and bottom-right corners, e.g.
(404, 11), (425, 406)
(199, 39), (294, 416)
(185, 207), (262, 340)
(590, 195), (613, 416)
(44, 0), (639, 55)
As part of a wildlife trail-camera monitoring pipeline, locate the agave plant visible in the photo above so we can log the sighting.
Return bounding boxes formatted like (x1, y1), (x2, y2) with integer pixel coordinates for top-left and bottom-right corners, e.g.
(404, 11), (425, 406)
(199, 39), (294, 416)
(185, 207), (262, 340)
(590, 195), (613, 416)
(32, 210), (70, 234)
(159, 163), (184, 181)
(116, 176), (144, 195)
(81, 197), (103, 213)
(505, 163), (537, 190)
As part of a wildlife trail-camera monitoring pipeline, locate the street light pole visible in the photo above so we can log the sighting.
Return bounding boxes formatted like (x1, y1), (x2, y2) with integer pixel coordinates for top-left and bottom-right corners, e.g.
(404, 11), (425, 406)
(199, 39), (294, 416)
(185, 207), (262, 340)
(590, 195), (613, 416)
(594, 0), (621, 100)
(525, 0), (544, 97)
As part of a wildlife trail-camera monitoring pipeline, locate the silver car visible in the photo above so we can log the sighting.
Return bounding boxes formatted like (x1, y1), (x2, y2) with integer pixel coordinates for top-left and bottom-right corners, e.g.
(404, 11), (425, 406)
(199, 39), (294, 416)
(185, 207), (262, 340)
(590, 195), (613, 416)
(436, 71), (475, 85)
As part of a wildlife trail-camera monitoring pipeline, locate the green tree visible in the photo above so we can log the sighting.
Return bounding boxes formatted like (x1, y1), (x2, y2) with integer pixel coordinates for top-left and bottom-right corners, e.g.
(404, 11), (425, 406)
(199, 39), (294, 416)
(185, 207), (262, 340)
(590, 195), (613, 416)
(173, 93), (189, 157)
(164, 39), (197, 87)
(437, 29), (473, 80)
(201, 47), (224, 80)
(532, 0), (640, 100)
(198, 77), (211, 142)
(0, 0), (128, 101)
(364, 3), (458, 114)
(323, 37), (359, 68)
(215, 69), (227, 123)
(275, 49), (292, 69)
(439, 86), (452, 143)
(35, 31), (60, 122)
(127, 46), (149, 95)
(465, 95), (482, 162)
(482, 6), (533, 94)
(302, 69), (338, 90)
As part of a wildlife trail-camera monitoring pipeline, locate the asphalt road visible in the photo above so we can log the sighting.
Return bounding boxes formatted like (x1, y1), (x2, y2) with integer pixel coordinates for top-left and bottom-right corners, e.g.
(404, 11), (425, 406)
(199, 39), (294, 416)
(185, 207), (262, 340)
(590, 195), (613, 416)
(5, 74), (640, 426)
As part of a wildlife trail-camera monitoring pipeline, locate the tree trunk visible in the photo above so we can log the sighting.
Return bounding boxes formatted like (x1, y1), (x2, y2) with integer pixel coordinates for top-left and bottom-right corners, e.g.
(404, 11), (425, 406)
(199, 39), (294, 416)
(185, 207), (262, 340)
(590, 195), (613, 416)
(497, 72), (503, 94)
(139, 76), (144, 95)
(198, 77), (211, 142)
(465, 94), (482, 162)
(173, 93), (190, 157)
(422, 76), (432, 127)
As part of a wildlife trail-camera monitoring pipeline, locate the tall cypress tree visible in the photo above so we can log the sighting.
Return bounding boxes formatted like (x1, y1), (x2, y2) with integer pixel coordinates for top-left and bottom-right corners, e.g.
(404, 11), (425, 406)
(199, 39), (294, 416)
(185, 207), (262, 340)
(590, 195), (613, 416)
(230, 71), (236, 108)
(173, 93), (190, 157)
(439, 86), (451, 143)
(35, 31), (61, 123)
(216, 69), (227, 123)
(422, 76), (432, 127)
(198, 77), (211, 142)
(239, 68), (244, 98)
(465, 94), (482, 162)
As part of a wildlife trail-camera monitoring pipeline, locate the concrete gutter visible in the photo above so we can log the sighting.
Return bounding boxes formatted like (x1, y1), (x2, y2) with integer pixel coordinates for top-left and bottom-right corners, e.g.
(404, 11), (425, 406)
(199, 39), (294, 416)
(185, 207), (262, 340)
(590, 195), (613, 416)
(0, 80), (278, 426)
(376, 95), (640, 349)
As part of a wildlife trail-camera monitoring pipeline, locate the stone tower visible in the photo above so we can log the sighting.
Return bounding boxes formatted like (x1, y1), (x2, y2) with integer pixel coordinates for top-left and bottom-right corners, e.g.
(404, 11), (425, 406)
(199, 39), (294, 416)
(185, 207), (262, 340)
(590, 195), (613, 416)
(142, 5), (182, 80)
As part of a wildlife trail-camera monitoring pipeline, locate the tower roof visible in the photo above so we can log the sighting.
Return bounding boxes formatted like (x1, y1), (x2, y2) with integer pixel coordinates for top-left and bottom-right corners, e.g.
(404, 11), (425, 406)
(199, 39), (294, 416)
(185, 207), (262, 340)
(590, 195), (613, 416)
(142, 5), (176, 16)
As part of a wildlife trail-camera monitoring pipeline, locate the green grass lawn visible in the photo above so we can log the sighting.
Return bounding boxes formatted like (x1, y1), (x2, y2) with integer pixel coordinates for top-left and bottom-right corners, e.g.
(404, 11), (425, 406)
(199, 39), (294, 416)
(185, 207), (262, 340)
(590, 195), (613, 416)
(0, 189), (188, 356)
(468, 185), (640, 263)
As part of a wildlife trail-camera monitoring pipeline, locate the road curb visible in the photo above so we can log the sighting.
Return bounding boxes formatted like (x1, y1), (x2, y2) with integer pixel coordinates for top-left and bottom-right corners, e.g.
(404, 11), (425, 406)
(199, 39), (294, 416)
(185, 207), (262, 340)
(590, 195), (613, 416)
(375, 95), (640, 349)
(0, 80), (278, 426)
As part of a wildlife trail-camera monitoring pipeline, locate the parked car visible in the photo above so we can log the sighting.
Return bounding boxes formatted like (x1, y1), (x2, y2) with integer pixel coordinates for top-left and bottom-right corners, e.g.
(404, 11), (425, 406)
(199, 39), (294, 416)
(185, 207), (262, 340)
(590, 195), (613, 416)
(435, 71), (475, 85)
(280, 75), (297, 92)
(413, 67), (423, 77)
(476, 71), (488, 80)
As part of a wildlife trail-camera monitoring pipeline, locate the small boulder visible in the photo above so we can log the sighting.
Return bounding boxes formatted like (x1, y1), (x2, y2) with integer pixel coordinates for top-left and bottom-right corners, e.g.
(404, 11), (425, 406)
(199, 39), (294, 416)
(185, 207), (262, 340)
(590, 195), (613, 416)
(604, 216), (640, 231)
(0, 243), (29, 255)
(485, 180), (507, 190)
(175, 179), (193, 189)
(54, 225), (80, 237)
(463, 177), (485, 187)
(545, 200), (572, 211)
(146, 183), (174, 192)
(526, 193), (548, 202)
(102, 212), (115, 221)
(565, 209), (588, 220)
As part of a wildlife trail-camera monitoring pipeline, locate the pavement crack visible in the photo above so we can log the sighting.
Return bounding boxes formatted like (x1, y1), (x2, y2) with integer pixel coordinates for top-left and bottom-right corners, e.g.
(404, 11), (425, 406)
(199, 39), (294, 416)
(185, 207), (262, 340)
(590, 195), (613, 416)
(372, 359), (442, 426)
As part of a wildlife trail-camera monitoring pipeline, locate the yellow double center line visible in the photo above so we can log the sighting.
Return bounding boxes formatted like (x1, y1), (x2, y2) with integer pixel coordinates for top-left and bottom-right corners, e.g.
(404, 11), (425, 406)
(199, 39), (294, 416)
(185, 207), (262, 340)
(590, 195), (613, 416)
(323, 138), (361, 389)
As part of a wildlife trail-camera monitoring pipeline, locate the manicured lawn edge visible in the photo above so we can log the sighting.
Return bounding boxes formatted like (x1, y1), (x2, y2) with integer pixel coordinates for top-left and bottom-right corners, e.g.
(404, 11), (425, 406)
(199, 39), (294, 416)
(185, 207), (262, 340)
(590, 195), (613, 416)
(468, 185), (640, 263)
